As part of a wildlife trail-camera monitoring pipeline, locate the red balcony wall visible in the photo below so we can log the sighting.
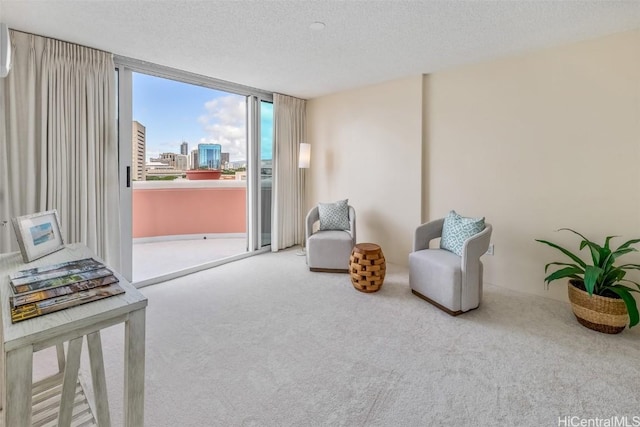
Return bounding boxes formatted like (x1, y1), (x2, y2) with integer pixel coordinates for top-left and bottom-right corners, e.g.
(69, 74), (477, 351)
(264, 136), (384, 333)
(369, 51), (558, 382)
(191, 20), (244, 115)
(133, 184), (246, 238)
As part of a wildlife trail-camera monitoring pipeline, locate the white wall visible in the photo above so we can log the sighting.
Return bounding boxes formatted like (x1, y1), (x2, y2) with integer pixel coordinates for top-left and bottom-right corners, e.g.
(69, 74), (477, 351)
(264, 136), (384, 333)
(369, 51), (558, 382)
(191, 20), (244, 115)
(426, 29), (640, 301)
(306, 76), (423, 264)
(307, 29), (640, 305)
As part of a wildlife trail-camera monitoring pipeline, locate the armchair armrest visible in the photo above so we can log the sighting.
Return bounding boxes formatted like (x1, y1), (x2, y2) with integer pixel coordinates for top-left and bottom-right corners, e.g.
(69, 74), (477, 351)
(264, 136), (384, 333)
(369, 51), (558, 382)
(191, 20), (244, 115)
(461, 223), (492, 269)
(413, 218), (445, 252)
(348, 206), (356, 244)
(306, 206), (320, 239)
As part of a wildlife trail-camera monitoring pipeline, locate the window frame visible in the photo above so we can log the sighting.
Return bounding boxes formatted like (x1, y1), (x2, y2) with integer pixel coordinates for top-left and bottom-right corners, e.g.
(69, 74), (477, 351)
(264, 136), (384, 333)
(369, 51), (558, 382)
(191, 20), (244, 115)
(114, 56), (274, 285)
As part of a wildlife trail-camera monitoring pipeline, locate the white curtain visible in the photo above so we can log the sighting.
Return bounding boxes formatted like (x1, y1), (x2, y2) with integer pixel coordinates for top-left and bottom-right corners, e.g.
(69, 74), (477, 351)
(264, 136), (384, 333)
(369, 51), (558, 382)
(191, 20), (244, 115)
(272, 93), (306, 251)
(0, 30), (120, 269)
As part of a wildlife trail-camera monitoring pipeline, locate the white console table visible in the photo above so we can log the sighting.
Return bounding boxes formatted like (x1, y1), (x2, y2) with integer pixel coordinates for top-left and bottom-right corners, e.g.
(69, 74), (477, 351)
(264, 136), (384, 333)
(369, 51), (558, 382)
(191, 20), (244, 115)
(0, 243), (147, 427)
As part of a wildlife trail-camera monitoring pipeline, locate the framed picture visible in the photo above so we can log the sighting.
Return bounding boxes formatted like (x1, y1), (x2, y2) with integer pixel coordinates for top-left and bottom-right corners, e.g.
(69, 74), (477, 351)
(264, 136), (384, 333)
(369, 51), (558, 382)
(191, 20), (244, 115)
(11, 210), (65, 263)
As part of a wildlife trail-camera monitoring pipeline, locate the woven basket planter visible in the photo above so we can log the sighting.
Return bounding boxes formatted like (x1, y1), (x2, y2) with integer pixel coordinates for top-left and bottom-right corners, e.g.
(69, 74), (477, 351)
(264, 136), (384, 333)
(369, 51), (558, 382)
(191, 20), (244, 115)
(567, 279), (628, 334)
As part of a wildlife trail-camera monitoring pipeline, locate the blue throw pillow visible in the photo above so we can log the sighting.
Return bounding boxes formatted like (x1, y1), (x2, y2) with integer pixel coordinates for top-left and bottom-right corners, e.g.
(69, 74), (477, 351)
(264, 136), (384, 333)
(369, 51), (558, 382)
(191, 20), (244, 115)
(440, 210), (485, 256)
(318, 199), (350, 231)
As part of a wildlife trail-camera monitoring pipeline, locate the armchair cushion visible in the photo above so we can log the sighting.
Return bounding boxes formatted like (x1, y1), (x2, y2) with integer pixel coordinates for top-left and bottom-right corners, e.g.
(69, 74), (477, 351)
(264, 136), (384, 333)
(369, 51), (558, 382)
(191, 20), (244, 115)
(318, 199), (350, 231)
(440, 210), (485, 256)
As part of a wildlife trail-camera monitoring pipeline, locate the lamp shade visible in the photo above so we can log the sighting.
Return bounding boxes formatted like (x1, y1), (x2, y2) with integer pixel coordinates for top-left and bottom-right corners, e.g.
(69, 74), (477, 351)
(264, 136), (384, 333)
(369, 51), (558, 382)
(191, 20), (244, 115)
(298, 143), (311, 169)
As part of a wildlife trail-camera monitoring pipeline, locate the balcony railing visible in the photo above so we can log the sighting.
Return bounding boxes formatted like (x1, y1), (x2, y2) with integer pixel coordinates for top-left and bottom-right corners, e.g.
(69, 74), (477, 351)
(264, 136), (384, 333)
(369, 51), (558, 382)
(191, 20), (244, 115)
(133, 179), (247, 238)
(132, 179), (249, 284)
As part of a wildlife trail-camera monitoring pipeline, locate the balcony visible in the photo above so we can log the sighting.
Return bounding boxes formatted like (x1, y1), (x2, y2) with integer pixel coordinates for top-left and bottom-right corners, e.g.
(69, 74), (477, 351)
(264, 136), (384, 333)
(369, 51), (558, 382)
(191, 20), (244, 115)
(132, 179), (249, 283)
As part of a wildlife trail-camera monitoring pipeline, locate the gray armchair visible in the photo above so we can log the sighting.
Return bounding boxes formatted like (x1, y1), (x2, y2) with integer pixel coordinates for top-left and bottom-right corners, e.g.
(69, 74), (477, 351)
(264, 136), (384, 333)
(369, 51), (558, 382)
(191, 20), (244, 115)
(306, 205), (356, 272)
(409, 218), (492, 315)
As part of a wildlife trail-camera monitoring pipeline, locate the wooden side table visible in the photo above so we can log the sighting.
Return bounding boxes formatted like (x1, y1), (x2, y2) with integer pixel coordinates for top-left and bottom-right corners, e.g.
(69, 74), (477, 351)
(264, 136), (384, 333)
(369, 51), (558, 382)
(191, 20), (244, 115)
(0, 243), (147, 427)
(349, 243), (386, 292)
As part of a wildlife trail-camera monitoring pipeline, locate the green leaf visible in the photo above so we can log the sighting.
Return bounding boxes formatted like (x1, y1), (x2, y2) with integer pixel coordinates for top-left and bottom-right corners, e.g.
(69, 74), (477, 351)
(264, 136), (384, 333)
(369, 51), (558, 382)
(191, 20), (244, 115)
(544, 267), (584, 284)
(607, 286), (639, 328)
(601, 268), (625, 288)
(584, 265), (603, 295)
(618, 263), (640, 270)
(536, 239), (586, 269)
(616, 238), (640, 251)
(543, 262), (584, 274)
(604, 235), (618, 251)
(560, 228), (602, 265)
(619, 279), (640, 292)
(611, 247), (637, 260)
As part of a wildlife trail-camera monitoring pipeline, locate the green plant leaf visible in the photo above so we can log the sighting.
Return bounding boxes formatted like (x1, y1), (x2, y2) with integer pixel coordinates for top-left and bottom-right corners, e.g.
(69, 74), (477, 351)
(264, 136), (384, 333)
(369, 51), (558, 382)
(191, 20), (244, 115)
(618, 263), (640, 270)
(601, 268), (626, 288)
(560, 228), (602, 265)
(606, 286), (639, 328)
(610, 247), (637, 261)
(544, 267), (584, 284)
(616, 238), (640, 251)
(543, 262), (584, 274)
(535, 238), (586, 268)
(584, 265), (603, 295)
(604, 235), (618, 251)
(601, 252), (616, 272)
(619, 279), (640, 292)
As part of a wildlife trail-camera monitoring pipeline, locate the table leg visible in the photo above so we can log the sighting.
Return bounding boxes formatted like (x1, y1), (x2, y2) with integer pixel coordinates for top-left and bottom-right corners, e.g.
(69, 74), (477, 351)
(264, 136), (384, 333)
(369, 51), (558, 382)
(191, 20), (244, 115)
(124, 308), (146, 427)
(87, 331), (112, 426)
(4, 345), (33, 427)
(0, 340), (4, 411)
(56, 342), (66, 373)
(58, 336), (83, 427)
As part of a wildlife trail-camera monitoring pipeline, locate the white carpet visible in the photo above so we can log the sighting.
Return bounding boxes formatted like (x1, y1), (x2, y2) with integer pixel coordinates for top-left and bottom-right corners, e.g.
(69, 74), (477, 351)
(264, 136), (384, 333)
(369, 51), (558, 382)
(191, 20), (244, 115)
(34, 247), (640, 426)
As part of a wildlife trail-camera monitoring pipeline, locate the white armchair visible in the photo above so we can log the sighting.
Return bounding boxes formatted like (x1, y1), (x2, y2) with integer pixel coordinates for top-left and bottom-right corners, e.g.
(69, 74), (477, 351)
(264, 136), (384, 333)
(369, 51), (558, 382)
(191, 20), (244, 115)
(409, 218), (492, 315)
(305, 205), (356, 272)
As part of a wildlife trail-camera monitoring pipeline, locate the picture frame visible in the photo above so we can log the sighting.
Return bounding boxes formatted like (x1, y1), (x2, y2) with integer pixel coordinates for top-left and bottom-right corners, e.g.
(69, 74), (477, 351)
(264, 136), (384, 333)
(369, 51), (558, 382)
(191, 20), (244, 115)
(11, 210), (65, 263)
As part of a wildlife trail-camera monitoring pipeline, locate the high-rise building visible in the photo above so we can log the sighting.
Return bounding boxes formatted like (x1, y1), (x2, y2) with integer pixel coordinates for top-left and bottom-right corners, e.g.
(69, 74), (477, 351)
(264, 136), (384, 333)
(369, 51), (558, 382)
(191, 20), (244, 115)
(221, 152), (230, 169)
(180, 141), (188, 155)
(198, 143), (222, 170)
(190, 149), (199, 170)
(131, 121), (146, 181)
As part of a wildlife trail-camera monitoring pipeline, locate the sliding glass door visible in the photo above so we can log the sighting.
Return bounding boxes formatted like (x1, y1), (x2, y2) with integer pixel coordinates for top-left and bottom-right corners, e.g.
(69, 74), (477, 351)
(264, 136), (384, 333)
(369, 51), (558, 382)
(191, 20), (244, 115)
(115, 61), (273, 284)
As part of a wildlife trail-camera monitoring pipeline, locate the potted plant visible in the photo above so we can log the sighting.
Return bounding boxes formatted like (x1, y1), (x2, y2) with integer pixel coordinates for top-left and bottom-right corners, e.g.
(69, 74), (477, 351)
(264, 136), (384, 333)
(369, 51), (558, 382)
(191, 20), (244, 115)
(536, 228), (640, 333)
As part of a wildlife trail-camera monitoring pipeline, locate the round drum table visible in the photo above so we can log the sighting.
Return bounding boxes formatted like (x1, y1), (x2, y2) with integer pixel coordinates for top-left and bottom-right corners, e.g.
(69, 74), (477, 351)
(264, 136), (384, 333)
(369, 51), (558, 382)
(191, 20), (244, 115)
(349, 243), (386, 293)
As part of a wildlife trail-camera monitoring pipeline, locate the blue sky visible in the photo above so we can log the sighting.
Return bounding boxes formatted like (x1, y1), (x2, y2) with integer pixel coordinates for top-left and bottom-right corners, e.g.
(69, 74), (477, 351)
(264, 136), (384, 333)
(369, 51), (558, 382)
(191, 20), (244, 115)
(133, 73), (272, 163)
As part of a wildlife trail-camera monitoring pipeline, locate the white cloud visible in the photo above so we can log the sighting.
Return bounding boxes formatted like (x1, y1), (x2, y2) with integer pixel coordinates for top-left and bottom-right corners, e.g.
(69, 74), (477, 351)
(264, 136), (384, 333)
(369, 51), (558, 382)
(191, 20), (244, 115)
(197, 95), (246, 161)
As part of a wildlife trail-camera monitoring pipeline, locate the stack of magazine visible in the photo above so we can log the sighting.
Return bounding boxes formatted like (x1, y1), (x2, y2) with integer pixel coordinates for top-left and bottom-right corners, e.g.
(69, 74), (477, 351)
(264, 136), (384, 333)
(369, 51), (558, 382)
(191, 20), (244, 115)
(9, 258), (124, 323)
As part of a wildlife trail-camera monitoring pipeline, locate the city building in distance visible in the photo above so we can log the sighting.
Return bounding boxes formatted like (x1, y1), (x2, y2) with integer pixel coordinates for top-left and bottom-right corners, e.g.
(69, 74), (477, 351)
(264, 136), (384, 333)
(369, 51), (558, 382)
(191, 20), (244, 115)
(190, 149), (199, 171)
(176, 154), (188, 171)
(180, 141), (188, 155)
(198, 143), (222, 170)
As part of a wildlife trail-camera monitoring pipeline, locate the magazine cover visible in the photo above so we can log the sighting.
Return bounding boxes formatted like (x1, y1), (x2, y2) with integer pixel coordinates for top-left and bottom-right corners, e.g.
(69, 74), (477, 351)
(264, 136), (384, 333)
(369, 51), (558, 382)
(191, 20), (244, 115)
(10, 274), (119, 308)
(11, 267), (114, 296)
(9, 257), (105, 285)
(10, 282), (126, 323)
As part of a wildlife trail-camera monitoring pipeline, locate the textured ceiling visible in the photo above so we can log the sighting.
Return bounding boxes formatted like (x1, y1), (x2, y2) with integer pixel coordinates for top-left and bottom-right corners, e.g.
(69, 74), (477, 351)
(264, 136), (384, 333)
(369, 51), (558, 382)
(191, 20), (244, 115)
(1, 1), (639, 99)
